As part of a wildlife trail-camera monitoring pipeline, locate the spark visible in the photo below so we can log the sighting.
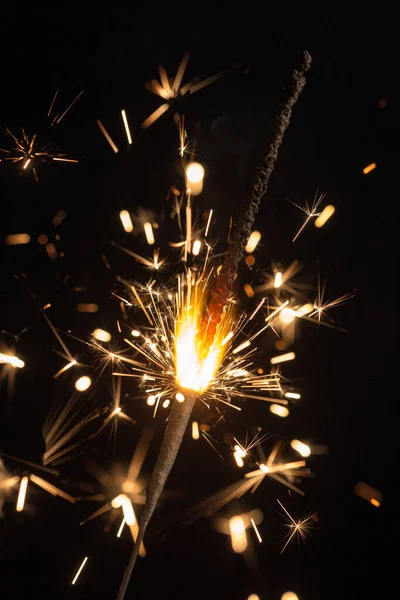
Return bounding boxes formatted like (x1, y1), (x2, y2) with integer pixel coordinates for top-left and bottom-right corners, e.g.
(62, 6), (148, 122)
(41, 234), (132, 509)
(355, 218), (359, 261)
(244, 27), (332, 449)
(144, 222), (155, 245)
(16, 476), (29, 512)
(192, 240), (202, 256)
(270, 352), (295, 365)
(285, 391), (301, 400)
(229, 516), (248, 553)
(0, 353), (25, 368)
(120, 210), (134, 233)
(142, 54), (227, 129)
(72, 557), (88, 585)
(291, 191), (325, 241)
(121, 110), (132, 144)
(274, 271), (283, 288)
(363, 162), (376, 174)
(97, 119), (119, 153)
(251, 517), (262, 543)
(315, 204), (335, 228)
(270, 404), (289, 417)
(277, 499), (316, 554)
(290, 439), (311, 457)
(4, 233), (31, 245)
(192, 421), (200, 440)
(185, 162), (205, 196)
(93, 329), (112, 343)
(354, 482), (382, 507)
(75, 376), (92, 392)
(245, 231), (261, 253)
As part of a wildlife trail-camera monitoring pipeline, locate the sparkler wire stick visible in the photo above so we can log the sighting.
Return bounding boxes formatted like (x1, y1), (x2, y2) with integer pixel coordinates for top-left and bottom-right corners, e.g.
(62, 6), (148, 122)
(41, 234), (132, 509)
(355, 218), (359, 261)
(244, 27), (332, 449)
(201, 50), (312, 345)
(117, 51), (312, 600)
(116, 390), (197, 600)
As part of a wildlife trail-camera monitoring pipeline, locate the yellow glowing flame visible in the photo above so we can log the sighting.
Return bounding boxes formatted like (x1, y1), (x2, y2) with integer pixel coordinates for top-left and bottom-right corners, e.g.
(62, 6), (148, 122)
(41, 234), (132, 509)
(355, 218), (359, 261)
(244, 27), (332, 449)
(175, 275), (231, 393)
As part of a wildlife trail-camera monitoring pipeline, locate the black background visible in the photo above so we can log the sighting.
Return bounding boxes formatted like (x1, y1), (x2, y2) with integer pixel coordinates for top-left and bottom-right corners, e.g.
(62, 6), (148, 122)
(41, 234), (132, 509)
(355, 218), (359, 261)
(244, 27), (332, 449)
(0, 4), (397, 600)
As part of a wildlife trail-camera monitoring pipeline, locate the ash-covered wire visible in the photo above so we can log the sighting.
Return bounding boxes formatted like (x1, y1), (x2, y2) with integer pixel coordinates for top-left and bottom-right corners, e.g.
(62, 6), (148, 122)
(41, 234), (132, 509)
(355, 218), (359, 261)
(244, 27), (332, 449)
(201, 51), (312, 344)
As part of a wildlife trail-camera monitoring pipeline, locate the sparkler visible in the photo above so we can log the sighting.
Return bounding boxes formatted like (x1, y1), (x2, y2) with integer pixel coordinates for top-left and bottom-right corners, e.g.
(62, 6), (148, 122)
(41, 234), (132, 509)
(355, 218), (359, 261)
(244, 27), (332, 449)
(116, 51), (312, 600)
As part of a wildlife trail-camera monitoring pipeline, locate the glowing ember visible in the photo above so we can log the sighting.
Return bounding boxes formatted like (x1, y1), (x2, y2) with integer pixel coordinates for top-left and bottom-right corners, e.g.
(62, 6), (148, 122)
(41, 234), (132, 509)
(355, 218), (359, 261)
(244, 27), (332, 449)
(75, 376), (92, 392)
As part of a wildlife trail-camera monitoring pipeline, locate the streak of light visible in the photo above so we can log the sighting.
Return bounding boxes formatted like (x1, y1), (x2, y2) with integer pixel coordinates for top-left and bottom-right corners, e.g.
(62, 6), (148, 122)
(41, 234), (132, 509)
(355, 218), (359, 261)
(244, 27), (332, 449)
(96, 119), (119, 153)
(117, 517), (126, 537)
(144, 222), (155, 245)
(290, 439), (311, 457)
(52, 157), (79, 163)
(251, 518), (262, 543)
(189, 69), (228, 94)
(254, 460), (306, 476)
(23, 158), (31, 170)
(229, 516), (248, 553)
(205, 209), (213, 237)
(47, 88), (59, 117)
(221, 332), (234, 346)
(270, 352), (295, 365)
(122, 496), (136, 525)
(16, 476), (29, 512)
(234, 451), (244, 467)
(192, 421), (200, 440)
(354, 481), (382, 507)
(29, 474), (76, 503)
(315, 204), (335, 228)
(77, 303), (99, 313)
(93, 329), (112, 342)
(192, 240), (201, 256)
(56, 90), (84, 124)
(285, 392), (300, 400)
(363, 162), (376, 174)
(75, 376), (92, 392)
(0, 353), (25, 368)
(4, 234), (31, 245)
(243, 284), (254, 298)
(245, 231), (261, 253)
(232, 340), (251, 355)
(53, 359), (77, 379)
(292, 191), (325, 242)
(141, 103), (169, 129)
(121, 110), (133, 144)
(72, 557), (88, 585)
(120, 210), (134, 233)
(270, 404), (289, 417)
(280, 308), (296, 324)
(274, 271), (283, 288)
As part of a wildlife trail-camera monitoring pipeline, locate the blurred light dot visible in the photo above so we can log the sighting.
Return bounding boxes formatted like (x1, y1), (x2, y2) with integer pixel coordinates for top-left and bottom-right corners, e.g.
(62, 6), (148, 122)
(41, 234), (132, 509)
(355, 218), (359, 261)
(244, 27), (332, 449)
(147, 395), (156, 406)
(175, 392), (185, 402)
(5, 233), (31, 245)
(131, 330), (140, 337)
(93, 329), (112, 342)
(290, 439), (311, 457)
(281, 593), (299, 600)
(38, 234), (48, 245)
(245, 231), (261, 253)
(185, 162), (204, 184)
(162, 399), (170, 408)
(248, 595), (260, 600)
(246, 255), (256, 267)
(270, 404), (289, 418)
(75, 376), (91, 391)
(55, 233), (61, 240)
